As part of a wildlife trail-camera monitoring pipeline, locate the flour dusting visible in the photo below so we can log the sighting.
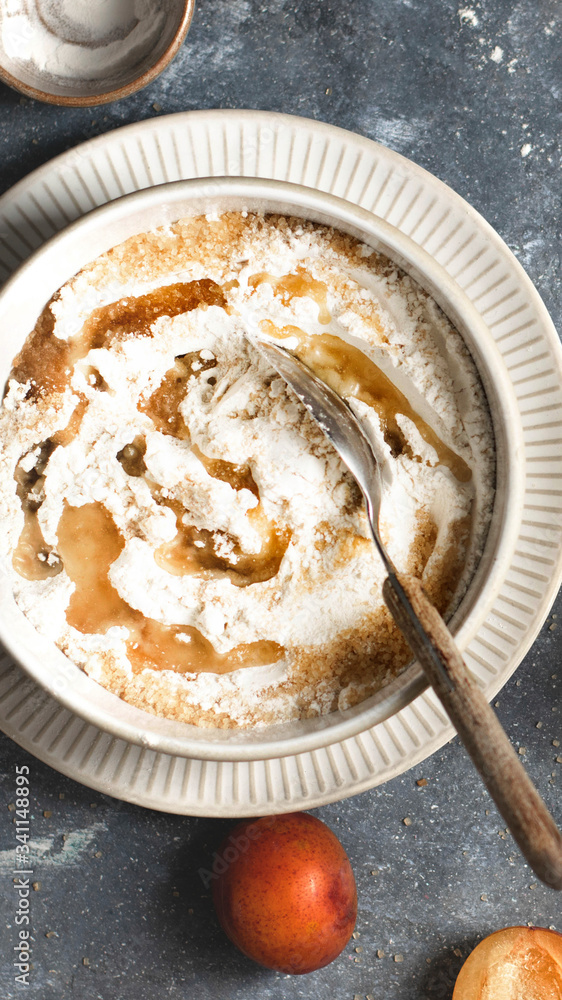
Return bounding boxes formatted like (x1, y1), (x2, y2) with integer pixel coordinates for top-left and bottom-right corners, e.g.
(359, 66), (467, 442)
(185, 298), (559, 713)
(0, 0), (167, 81)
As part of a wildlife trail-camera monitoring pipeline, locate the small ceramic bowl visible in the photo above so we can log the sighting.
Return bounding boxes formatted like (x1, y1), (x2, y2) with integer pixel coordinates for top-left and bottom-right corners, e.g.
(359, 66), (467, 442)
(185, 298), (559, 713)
(0, 1), (195, 106)
(0, 177), (526, 761)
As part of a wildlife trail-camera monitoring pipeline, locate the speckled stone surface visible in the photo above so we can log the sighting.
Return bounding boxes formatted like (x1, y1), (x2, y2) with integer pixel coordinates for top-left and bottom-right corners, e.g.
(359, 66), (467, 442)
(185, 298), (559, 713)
(0, 2), (560, 998)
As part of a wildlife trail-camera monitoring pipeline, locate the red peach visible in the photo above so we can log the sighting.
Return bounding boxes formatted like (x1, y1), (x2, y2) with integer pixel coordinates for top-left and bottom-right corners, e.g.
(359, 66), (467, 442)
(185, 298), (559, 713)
(212, 812), (357, 974)
(453, 926), (562, 999)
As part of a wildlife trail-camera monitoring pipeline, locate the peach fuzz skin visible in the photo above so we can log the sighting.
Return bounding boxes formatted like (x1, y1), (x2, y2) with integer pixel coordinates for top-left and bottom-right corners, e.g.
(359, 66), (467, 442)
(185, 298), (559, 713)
(453, 926), (562, 999)
(212, 812), (357, 974)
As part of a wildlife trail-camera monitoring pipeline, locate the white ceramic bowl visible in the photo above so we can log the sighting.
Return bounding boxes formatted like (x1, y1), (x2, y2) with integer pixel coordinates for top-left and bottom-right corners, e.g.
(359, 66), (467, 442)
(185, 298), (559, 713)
(0, 177), (525, 760)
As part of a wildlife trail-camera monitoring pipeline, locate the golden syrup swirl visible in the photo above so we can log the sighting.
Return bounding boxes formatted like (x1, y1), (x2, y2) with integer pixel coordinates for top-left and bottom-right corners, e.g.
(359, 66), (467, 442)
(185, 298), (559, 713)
(261, 321), (471, 482)
(116, 436), (290, 588)
(248, 267), (331, 324)
(9, 280), (225, 401)
(57, 501), (284, 675)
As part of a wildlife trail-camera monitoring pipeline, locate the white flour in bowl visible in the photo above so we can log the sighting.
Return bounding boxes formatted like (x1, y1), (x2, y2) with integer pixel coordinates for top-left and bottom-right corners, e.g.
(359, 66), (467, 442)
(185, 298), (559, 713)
(0, 213), (495, 728)
(0, 0), (166, 80)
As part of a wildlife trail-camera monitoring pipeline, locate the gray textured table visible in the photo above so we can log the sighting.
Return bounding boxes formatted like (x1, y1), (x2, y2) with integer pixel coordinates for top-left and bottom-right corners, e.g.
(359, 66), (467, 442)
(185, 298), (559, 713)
(0, 2), (560, 998)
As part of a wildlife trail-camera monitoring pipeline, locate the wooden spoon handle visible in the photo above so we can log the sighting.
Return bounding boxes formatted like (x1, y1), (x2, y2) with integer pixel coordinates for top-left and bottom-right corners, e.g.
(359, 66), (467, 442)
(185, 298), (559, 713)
(382, 572), (562, 890)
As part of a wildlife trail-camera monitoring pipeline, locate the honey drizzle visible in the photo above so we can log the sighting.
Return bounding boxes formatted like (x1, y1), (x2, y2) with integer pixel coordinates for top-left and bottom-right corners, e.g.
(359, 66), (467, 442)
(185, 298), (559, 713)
(261, 322), (472, 483)
(8, 280), (225, 402)
(12, 441), (61, 580)
(154, 494), (290, 586)
(139, 351), (217, 440)
(248, 267), (331, 324)
(11, 391), (92, 580)
(52, 394), (89, 449)
(138, 348), (290, 586)
(57, 501), (284, 675)
(12, 510), (61, 581)
(79, 279), (226, 352)
(191, 443), (259, 498)
(116, 435), (290, 587)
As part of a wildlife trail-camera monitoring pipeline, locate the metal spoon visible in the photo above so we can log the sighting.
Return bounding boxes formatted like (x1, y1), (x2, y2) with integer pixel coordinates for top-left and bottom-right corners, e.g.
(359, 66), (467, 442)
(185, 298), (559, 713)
(254, 337), (562, 891)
